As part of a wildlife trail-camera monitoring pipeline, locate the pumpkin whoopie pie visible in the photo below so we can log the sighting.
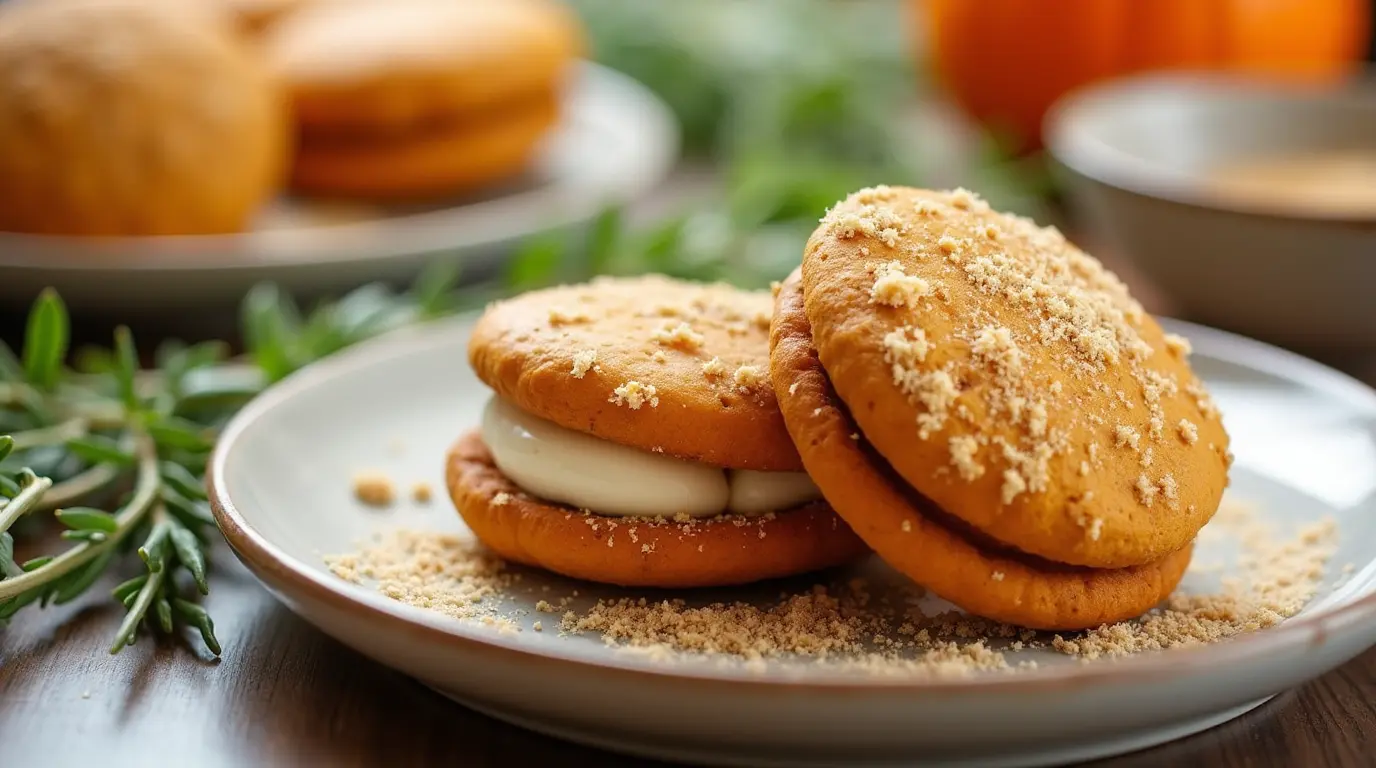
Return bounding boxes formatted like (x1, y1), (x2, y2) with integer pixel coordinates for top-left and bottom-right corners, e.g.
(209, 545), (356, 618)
(446, 275), (869, 588)
(768, 185), (1230, 630)
(264, 0), (580, 201)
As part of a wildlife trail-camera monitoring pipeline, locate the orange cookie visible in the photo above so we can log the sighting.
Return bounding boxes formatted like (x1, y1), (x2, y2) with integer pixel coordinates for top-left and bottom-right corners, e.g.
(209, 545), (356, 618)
(446, 432), (867, 589)
(469, 275), (802, 472)
(0, 0), (288, 236)
(800, 185), (1230, 568)
(771, 269), (1191, 630)
(265, 0), (581, 134)
(454, 275), (870, 588)
(289, 91), (558, 201)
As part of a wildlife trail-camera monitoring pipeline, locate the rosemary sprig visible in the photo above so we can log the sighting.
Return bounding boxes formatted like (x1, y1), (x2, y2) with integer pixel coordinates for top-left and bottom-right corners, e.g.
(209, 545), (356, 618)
(0, 265), (471, 655)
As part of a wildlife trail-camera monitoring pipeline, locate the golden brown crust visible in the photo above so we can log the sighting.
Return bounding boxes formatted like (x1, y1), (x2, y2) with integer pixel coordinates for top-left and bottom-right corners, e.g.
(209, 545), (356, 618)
(0, 0), (288, 236)
(264, 0), (581, 134)
(771, 268), (1192, 630)
(468, 275), (805, 471)
(801, 186), (1229, 568)
(445, 432), (870, 589)
(288, 91), (557, 201)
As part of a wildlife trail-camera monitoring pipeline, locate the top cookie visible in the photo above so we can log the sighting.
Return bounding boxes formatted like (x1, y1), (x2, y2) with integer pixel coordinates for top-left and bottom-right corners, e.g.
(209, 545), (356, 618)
(800, 186), (1230, 568)
(264, 0), (581, 134)
(469, 275), (803, 472)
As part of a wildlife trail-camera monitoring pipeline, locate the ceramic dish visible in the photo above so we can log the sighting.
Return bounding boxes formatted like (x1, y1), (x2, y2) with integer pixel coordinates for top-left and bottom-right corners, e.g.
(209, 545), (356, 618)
(1044, 72), (1376, 359)
(208, 311), (1376, 768)
(0, 63), (678, 314)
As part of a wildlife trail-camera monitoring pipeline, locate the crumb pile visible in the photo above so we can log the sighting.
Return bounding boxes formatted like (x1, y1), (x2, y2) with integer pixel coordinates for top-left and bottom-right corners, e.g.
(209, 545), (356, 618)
(326, 496), (1339, 676)
(1052, 499), (1338, 659)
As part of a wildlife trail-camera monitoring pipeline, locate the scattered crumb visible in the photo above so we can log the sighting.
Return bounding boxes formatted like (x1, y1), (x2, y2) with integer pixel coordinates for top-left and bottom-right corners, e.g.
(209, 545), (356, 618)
(652, 350), (667, 363)
(533, 621), (543, 632)
(991, 571), (1005, 582)
(1054, 499), (1337, 659)
(411, 482), (432, 504)
(610, 381), (659, 409)
(901, 520), (913, 533)
(702, 356), (728, 380)
(571, 350), (598, 379)
(492, 492), (511, 507)
(788, 382), (800, 396)
(352, 472), (395, 507)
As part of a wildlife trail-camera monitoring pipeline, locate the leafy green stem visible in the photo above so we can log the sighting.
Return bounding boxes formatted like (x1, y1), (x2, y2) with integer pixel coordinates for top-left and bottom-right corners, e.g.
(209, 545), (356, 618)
(0, 432), (158, 601)
(37, 463), (123, 511)
(8, 418), (87, 451)
(0, 472), (54, 534)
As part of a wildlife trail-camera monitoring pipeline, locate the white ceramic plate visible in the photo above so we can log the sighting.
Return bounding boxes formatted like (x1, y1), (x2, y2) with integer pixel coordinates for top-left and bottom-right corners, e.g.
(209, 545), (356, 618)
(0, 63), (678, 313)
(208, 313), (1376, 768)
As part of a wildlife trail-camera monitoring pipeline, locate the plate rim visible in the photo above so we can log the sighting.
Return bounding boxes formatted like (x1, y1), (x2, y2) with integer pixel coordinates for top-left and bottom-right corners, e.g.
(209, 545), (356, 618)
(207, 310), (1376, 694)
(0, 61), (680, 274)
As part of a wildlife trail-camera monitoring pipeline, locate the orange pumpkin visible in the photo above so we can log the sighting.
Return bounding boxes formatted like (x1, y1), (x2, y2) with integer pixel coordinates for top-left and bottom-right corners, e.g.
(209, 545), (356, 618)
(923, 0), (1372, 152)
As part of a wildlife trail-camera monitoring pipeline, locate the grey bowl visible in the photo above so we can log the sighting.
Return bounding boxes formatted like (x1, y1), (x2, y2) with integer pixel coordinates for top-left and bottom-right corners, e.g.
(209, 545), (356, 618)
(1045, 72), (1376, 359)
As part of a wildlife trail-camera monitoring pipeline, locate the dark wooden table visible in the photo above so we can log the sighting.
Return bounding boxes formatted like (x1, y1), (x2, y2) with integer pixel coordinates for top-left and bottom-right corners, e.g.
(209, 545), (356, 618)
(2, 243), (1375, 768)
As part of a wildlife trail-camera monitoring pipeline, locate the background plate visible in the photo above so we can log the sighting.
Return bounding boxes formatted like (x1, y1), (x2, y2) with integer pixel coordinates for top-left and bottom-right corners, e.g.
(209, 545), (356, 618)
(209, 314), (1376, 767)
(0, 63), (679, 313)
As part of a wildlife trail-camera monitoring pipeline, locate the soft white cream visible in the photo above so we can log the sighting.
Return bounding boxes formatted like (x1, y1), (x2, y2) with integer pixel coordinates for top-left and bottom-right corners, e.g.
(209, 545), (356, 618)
(727, 469), (823, 516)
(479, 397), (822, 518)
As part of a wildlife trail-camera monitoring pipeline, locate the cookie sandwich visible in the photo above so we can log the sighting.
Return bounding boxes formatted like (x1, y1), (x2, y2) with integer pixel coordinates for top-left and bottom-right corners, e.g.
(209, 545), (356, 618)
(446, 275), (870, 588)
(264, 0), (580, 200)
(770, 186), (1231, 630)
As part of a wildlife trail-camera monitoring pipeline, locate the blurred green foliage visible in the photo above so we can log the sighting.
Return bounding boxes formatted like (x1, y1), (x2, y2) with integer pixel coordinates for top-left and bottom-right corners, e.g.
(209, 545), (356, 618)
(514, 0), (1050, 290)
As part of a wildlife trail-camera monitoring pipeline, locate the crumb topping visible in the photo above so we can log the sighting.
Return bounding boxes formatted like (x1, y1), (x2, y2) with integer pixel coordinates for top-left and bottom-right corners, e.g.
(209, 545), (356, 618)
(701, 356), (728, 379)
(548, 306), (591, 325)
(1179, 419), (1199, 445)
(570, 350), (598, 379)
(948, 435), (985, 481)
(869, 261), (931, 307)
(1164, 333), (1192, 357)
(610, 381), (659, 410)
(492, 492), (511, 507)
(733, 365), (765, 391)
(652, 321), (705, 351)
(826, 202), (906, 248)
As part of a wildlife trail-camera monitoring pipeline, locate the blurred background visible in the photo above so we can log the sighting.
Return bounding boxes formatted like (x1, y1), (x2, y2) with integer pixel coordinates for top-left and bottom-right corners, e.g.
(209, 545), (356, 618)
(0, 0), (1372, 368)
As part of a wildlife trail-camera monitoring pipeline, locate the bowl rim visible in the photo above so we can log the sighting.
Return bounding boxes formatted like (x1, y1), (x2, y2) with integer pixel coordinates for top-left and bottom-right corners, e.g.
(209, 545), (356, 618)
(206, 310), (1376, 694)
(1044, 70), (1376, 226)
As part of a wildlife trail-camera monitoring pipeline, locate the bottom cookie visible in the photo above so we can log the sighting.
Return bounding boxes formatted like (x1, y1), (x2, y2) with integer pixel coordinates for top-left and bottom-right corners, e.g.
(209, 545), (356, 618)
(769, 269), (1193, 630)
(289, 93), (559, 202)
(444, 432), (871, 588)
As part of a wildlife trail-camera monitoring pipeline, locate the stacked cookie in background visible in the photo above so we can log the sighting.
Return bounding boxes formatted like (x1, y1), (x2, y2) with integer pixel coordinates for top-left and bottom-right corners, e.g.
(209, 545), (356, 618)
(262, 0), (582, 201)
(447, 185), (1232, 632)
(0, 0), (583, 237)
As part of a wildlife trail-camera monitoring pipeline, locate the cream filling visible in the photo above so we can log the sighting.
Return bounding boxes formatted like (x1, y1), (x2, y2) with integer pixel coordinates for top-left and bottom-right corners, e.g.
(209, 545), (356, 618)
(480, 396), (821, 518)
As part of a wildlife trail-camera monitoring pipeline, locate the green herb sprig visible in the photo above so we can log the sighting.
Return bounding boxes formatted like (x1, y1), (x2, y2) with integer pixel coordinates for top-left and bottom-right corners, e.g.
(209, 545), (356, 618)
(0, 264), (476, 655)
